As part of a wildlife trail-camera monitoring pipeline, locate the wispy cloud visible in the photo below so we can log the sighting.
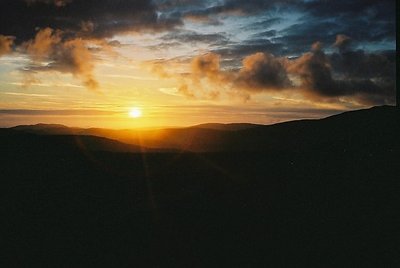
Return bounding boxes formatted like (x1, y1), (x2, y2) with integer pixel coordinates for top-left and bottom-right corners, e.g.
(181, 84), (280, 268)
(9, 82), (84, 88)
(3, 92), (52, 97)
(105, 74), (158, 81)
(0, 109), (118, 116)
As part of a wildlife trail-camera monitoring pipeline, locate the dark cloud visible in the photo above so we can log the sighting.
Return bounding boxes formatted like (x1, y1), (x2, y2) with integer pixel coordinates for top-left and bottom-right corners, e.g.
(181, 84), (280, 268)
(203, 0), (294, 15)
(161, 31), (228, 46)
(188, 52), (291, 92)
(155, 0), (395, 55)
(157, 52), (291, 99)
(156, 0), (295, 29)
(0, 0), (181, 89)
(0, 0), (395, 103)
(0, 0), (181, 42)
(287, 40), (395, 104)
(243, 18), (283, 31)
(25, 0), (72, 7)
(171, 0), (395, 56)
(302, 0), (395, 19)
(300, 0), (396, 44)
(255, 30), (277, 38)
(273, 20), (342, 54)
(162, 35), (395, 104)
(330, 50), (395, 80)
(288, 42), (337, 95)
(236, 52), (291, 91)
(0, 1), (184, 89)
(213, 39), (284, 63)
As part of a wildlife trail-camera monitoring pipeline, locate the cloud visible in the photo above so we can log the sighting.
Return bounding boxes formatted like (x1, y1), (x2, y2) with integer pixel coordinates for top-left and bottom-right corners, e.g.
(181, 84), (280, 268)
(330, 49), (395, 80)
(21, 28), (98, 90)
(236, 52), (291, 91)
(177, 53), (226, 99)
(287, 39), (395, 104)
(156, 52), (290, 100)
(162, 30), (228, 46)
(187, 51), (291, 93)
(0, 35), (14, 57)
(53, 38), (99, 89)
(0, 0), (395, 105)
(212, 39), (285, 65)
(186, 0), (295, 16)
(287, 42), (335, 94)
(152, 34), (394, 105)
(303, 0), (395, 44)
(0, 0), (184, 89)
(23, 28), (62, 59)
(0, 0), (180, 42)
(25, 0), (72, 7)
(333, 34), (352, 53)
(182, 13), (221, 26)
(191, 53), (222, 80)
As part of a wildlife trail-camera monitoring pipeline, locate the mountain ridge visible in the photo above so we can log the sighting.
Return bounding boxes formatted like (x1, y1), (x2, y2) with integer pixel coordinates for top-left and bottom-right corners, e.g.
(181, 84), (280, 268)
(5, 105), (398, 152)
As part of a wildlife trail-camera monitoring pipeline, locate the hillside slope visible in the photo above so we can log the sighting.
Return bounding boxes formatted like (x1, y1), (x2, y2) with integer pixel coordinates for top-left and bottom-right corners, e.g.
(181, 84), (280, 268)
(9, 105), (399, 152)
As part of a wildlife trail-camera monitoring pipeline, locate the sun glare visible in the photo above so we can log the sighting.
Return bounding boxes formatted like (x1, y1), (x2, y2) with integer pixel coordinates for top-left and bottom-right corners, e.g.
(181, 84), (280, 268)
(129, 107), (142, 118)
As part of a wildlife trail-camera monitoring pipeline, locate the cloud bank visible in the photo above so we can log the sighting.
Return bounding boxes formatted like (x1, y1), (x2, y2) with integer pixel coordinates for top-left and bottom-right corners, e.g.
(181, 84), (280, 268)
(0, 0), (395, 105)
(21, 28), (98, 89)
(155, 35), (394, 105)
(0, 0), (181, 89)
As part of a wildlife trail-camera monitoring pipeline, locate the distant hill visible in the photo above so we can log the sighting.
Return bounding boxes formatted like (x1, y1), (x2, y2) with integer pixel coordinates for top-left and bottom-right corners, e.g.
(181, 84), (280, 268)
(0, 129), (165, 154)
(190, 123), (260, 131)
(2, 105), (398, 267)
(7, 105), (399, 152)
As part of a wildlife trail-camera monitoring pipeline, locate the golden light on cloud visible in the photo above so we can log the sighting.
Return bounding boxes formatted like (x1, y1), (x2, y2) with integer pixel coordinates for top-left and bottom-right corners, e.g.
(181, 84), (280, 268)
(129, 107), (142, 118)
(0, 0), (394, 130)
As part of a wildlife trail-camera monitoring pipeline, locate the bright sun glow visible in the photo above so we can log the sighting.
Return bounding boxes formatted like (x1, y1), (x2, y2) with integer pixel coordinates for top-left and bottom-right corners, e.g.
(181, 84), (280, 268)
(129, 107), (142, 118)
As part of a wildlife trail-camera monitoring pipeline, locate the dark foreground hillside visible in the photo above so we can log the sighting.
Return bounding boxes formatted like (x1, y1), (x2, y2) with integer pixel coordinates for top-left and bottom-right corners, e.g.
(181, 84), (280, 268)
(1, 106), (399, 267)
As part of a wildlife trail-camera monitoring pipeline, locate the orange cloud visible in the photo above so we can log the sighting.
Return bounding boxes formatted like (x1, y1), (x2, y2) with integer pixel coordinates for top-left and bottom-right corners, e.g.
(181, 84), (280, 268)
(21, 28), (99, 90)
(150, 36), (394, 105)
(171, 52), (290, 99)
(179, 53), (229, 99)
(56, 38), (99, 90)
(333, 34), (352, 52)
(24, 28), (62, 59)
(0, 35), (14, 57)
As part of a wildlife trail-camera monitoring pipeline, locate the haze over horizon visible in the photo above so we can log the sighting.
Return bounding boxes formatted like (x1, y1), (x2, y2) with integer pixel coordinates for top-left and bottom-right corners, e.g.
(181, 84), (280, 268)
(0, 0), (396, 128)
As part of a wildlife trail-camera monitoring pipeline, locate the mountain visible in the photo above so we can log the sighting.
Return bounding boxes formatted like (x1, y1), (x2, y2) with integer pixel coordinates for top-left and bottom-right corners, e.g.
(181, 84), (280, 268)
(1, 106), (398, 267)
(9, 105), (399, 152)
(190, 123), (260, 131)
(0, 129), (164, 153)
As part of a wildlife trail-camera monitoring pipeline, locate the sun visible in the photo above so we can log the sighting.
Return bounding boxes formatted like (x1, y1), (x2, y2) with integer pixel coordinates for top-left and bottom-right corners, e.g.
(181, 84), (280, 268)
(129, 107), (142, 118)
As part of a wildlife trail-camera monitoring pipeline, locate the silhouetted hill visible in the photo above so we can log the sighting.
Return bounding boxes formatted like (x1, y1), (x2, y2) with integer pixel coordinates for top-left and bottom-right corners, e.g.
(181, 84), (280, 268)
(0, 129), (163, 153)
(229, 105), (398, 152)
(190, 123), (260, 131)
(9, 105), (399, 152)
(2, 105), (398, 266)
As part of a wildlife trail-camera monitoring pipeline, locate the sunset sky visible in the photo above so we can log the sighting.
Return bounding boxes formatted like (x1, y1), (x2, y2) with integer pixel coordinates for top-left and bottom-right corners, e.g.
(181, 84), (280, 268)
(0, 0), (396, 128)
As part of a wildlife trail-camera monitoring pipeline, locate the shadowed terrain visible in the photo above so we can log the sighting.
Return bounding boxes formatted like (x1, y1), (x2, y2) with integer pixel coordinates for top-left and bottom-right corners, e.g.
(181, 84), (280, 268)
(1, 106), (398, 267)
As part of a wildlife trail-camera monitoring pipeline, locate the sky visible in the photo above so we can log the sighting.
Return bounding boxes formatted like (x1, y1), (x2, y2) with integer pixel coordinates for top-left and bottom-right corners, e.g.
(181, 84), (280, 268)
(0, 0), (396, 128)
